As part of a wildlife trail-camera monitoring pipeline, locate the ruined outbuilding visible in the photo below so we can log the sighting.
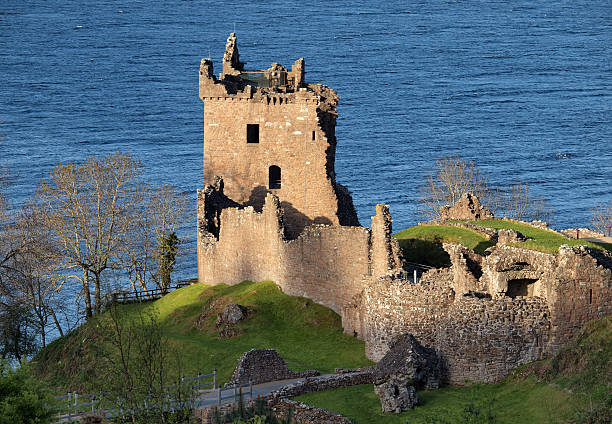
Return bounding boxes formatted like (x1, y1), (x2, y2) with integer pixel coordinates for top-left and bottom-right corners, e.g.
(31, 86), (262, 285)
(196, 34), (402, 312)
(342, 239), (612, 384)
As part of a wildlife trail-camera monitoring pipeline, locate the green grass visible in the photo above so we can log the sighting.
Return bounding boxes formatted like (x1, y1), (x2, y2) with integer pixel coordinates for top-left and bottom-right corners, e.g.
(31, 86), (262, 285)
(295, 380), (576, 424)
(394, 225), (494, 267)
(473, 219), (612, 253)
(32, 281), (372, 391)
(394, 221), (611, 264)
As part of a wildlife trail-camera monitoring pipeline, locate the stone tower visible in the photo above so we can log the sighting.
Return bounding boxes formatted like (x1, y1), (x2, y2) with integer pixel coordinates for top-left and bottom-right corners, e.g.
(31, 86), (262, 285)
(198, 33), (359, 238)
(195, 34), (403, 311)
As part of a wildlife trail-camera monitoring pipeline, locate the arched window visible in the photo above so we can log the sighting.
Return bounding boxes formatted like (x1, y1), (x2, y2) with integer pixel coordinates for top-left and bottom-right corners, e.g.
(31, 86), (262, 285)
(269, 165), (281, 189)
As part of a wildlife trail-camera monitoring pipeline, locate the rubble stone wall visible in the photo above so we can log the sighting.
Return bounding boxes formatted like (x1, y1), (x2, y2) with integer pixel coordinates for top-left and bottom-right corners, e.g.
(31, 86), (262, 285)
(226, 349), (318, 386)
(342, 244), (611, 384)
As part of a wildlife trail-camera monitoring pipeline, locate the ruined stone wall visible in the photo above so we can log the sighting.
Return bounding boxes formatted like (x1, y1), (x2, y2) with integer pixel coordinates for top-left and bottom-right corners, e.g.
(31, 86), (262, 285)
(548, 245), (612, 351)
(343, 242), (611, 384)
(198, 187), (398, 312)
(283, 225), (370, 311)
(342, 274), (551, 384)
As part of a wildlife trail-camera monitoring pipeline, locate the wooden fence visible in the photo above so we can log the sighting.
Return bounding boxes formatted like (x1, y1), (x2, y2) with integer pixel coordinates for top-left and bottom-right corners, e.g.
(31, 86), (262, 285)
(105, 280), (193, 304)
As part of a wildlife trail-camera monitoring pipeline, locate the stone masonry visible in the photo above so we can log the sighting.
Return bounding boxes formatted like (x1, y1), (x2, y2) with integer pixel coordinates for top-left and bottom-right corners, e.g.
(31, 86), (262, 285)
(196, 34), (402, 312)
(226, 349), (318, 387)
(342, 242), (612, 384)
(199, 33), (359, 239)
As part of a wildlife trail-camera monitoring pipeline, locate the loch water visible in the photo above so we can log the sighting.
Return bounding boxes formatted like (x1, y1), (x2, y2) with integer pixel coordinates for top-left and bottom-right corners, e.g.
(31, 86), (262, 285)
(1, 0), (611, 279)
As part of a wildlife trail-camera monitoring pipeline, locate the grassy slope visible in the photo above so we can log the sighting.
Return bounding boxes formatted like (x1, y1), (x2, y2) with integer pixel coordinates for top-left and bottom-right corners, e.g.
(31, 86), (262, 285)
(295, 380), (574, 424)
(295, 317), (612, 424)
(33, 281), (372, 391)
(474, 219), (612, 254)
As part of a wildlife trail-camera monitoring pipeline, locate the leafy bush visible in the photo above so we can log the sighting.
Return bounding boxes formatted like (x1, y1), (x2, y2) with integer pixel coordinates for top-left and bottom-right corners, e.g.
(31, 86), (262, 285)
(0, 361), (54, 424)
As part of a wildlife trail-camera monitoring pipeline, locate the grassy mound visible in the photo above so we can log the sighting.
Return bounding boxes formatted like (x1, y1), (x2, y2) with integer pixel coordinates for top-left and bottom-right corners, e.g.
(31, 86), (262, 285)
(474, 219), (612, 254)
(295, 317), (612, 424)
(394, 225), (494, 267)
(32, 281), (372, 391)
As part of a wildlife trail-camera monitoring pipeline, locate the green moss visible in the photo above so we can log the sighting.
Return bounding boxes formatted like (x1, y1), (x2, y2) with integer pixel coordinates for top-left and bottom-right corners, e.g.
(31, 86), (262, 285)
(32, 281), (372, 391)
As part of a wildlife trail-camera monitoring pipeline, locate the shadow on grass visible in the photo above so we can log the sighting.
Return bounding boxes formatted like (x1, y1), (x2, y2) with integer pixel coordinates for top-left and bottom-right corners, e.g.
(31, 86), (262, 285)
(398, 237), (450, 268)
(474, 239), (496, 254)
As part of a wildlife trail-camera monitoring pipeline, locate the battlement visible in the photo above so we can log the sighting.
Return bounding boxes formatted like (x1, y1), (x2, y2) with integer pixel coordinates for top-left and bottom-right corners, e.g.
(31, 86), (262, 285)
(199, 32), (306, 99)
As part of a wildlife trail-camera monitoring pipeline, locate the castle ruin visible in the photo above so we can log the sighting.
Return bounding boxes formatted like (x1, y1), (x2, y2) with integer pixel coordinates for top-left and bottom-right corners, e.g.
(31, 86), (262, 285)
(197, 33), (402, 312)
(197, 34), (611, 384)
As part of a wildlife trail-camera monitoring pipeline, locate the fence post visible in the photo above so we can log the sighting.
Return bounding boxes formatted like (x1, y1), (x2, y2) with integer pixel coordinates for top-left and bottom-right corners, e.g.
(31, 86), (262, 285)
(233, 384), (237, 403)
(92, 394), (95, 413)
(213, 368), (217, 389)
(249, 379), (253, 400)
(217, 387), (221, 406)
(67, 392), (72, 420)
(197, 371), (201, 391)
(414, 269), (418, 284)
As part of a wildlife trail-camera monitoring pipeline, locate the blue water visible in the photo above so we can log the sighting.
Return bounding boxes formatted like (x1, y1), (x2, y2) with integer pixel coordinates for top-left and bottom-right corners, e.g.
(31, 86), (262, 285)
(1, 0), (611, 279)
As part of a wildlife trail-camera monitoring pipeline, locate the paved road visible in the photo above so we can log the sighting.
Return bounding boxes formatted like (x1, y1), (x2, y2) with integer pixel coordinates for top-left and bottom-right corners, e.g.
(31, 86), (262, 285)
(194, 376), (307, 408)
(56, 375), (330, 421)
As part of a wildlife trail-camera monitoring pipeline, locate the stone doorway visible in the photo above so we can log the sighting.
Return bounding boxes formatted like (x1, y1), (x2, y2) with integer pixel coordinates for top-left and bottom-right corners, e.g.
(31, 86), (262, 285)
(506, 278), (537, 298)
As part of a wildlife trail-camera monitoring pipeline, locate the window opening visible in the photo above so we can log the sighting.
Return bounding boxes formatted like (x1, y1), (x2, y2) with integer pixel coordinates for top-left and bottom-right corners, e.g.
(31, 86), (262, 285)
(269, 165), (281, 189)
(312, 130), (316, 141)
(247, 124), (259, 143)
(589, 288), (593, 304)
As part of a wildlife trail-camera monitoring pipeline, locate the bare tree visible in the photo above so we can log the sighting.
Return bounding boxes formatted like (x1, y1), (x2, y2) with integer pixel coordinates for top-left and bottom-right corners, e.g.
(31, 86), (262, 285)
(420, 156), (494, 219)
(501, 182), (553, 223)
(119, 184), (187, 295)
(8, 206), (68, 344)
(34, 152), (142, 318)
(590, 198), (612, 236)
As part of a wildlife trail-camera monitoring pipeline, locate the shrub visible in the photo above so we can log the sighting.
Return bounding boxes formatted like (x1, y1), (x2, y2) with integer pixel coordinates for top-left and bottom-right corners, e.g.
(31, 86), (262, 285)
(0, 361), (54, 424)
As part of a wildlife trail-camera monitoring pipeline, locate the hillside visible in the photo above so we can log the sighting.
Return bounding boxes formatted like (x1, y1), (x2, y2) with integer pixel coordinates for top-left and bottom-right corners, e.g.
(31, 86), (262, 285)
(295, 316), (612, 423)
(32, 281), (372, 391)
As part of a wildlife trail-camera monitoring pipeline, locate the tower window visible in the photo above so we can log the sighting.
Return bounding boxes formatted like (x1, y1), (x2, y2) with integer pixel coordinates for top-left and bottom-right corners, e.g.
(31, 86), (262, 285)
(247, 124), (259, 143)
(312, 130), (316, 141)
(269, 165), (281, 189)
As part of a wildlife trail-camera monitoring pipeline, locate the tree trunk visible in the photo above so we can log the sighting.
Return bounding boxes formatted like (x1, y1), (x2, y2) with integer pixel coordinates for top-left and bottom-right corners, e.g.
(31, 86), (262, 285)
(83, 268), (93, 319)
(94, 271), (102, 315)
(50, 308), (64, 338)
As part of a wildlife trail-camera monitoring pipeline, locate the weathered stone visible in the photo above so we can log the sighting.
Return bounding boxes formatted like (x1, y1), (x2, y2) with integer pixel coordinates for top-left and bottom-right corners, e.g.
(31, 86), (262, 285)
(374, 377), (419, 413)
(497, 229), (528, 245)
(374, 333), (441, 390)
(439, 193), (493, 221)
(216, 303), (248, 326)
(342, 243), (611, 384)
(226, 349), (319, 387)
